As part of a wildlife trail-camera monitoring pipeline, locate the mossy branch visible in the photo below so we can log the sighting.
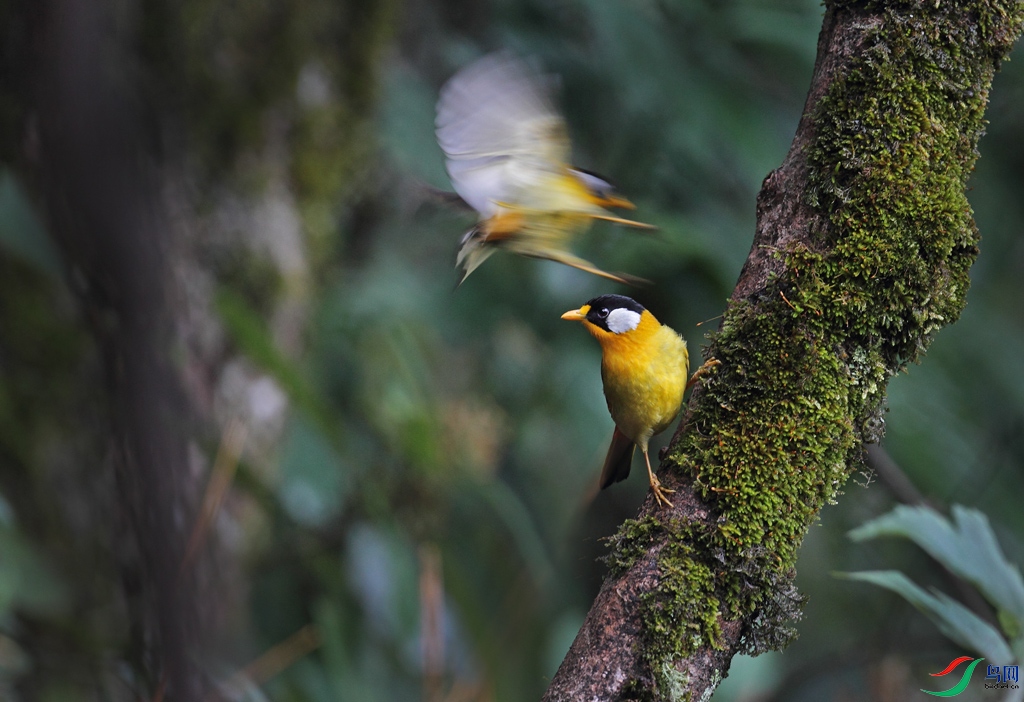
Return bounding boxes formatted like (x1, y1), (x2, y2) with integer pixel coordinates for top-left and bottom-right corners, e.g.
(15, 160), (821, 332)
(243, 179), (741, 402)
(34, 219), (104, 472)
(543, 1), (1024, 700)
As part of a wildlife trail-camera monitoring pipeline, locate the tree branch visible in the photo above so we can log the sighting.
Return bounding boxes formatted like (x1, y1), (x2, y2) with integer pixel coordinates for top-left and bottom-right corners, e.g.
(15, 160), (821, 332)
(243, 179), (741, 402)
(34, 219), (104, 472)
(543, 1), (1024, 699)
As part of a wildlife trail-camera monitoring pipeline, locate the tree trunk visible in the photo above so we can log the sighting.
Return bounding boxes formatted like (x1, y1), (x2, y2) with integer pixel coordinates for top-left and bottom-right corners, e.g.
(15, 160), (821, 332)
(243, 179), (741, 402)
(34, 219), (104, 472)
(543, 1), (1024, 699)
(29, 1), (209, 698)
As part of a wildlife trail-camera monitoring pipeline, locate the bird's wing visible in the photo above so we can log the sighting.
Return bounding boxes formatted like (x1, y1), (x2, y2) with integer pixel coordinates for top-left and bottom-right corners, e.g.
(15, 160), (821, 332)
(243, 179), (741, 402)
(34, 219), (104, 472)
(436, 52), (570, 217)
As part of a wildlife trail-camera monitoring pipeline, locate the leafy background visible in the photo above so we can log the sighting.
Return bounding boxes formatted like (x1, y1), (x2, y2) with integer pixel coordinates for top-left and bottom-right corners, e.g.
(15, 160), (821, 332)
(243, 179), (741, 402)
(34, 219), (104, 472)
(0, 0), (1022, 700)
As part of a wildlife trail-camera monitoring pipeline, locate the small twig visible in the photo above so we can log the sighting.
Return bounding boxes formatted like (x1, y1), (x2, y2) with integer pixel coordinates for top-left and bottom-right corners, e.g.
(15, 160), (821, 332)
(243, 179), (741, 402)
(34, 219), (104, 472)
(150, 674), (167, 702)
(209, 624), (321, 701)
(864, 444), (928, 507)
(420, 543), (445, 702)
(239, 624), (320, 685)
(779, 289), (796, 310)
(695, 314), (724, 327)
(178, 419), (247, 582)
(686, 358), (721, 391)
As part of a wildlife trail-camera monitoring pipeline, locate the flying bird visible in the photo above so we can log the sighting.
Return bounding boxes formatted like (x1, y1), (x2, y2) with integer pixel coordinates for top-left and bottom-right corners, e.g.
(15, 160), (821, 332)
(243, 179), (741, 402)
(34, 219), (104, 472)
(436, 52), (653, 285)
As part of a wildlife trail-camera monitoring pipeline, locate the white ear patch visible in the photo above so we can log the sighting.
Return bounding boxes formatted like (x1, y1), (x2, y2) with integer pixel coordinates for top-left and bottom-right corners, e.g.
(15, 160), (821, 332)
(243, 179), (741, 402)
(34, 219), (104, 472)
(606, 308), (641, 334)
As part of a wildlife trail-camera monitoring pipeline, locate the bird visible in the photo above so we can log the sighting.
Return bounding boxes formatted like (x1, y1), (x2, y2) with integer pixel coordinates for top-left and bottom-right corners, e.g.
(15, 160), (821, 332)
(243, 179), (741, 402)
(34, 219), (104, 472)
(561, 294), (711, 509)
(435, 52), (654, 285)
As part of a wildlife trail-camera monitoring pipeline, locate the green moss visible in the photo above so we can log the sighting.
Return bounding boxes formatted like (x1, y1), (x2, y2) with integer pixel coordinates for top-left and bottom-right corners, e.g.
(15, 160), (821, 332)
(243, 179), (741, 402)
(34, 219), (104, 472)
(620, 678), (661, 702)
(603, 0), (1024, 696)
(645, 537), (723, 661)
(604, 515), (672, 578)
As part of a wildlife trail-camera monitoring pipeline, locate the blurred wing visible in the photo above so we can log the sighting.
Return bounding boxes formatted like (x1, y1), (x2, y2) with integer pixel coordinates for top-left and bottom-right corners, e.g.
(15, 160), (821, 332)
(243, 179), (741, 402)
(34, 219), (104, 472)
(436, 52), (570, 216)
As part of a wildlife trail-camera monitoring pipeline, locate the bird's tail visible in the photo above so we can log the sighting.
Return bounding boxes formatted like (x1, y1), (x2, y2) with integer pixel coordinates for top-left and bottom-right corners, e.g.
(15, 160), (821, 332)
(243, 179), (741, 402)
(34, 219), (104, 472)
(600, 427), (635, 489)
(455, 226), (496, 285)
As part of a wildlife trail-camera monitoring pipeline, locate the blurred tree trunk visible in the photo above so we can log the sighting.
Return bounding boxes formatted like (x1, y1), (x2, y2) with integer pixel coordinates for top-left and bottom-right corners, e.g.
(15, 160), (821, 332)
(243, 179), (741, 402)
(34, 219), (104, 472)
(2, 0), (391, 696)
(27, 1), (209, 698)
(544, 1), (1024, 700)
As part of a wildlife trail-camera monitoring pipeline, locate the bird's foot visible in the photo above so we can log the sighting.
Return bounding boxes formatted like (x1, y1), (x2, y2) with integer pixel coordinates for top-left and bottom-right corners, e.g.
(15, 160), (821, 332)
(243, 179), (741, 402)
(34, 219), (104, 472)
(649, 474), (675, 509)
(686, 358), (721, 390)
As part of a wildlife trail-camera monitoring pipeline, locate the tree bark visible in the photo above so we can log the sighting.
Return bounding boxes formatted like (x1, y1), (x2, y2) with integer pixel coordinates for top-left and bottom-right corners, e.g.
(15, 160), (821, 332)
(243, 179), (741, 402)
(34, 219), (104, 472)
(543, 1), (1024, 700)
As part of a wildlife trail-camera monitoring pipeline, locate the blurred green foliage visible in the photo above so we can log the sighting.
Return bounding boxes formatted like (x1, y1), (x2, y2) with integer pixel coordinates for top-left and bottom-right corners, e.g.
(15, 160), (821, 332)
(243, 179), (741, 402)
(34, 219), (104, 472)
(845, 505), (1024, 667)
(0, 0), (1023, 700)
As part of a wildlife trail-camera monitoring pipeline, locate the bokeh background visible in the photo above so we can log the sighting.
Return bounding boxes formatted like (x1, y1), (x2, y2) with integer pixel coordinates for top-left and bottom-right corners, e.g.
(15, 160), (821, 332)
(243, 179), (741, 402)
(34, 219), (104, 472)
(1, 0), (1023, 700)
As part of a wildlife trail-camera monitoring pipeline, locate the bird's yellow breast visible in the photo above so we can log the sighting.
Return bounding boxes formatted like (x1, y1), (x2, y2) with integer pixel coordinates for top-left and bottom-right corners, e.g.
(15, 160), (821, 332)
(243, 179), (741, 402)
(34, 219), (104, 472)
(589, 313), (689, 451)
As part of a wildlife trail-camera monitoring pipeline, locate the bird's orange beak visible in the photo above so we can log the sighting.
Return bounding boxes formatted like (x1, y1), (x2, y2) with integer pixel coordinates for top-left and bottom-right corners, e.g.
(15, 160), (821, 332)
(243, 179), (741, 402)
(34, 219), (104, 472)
(560, 304), (590, 321)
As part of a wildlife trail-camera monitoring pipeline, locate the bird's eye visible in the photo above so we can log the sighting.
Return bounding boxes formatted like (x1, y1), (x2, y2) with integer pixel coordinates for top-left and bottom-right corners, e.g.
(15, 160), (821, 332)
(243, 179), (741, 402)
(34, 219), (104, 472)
(597, 308), (610, 319)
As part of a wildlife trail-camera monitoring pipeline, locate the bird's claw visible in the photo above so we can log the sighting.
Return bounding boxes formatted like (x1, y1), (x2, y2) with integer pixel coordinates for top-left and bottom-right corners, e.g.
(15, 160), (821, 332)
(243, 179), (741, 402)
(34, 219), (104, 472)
(686, 358), (722, 390)
(650, 475), (675, 509)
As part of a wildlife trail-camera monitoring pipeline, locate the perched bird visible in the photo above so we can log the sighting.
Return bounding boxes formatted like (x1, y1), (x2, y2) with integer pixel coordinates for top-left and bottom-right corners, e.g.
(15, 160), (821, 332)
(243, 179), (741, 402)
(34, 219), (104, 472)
(562, 295), (692, 508)
(435, 52), (653, 285)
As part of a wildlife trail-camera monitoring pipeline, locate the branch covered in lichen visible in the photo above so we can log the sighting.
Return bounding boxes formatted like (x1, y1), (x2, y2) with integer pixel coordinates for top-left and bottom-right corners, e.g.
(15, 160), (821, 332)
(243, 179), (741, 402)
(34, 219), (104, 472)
(544, 1), (1024, 700)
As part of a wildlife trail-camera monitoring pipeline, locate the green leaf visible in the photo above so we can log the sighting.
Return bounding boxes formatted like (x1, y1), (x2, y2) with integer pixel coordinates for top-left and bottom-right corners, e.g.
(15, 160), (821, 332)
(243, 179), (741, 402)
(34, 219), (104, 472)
(839, 570), (1014, 664)
(849, 504), (1024, 635)
(278, 416), (349, 527)
(478, 481), (556, 588)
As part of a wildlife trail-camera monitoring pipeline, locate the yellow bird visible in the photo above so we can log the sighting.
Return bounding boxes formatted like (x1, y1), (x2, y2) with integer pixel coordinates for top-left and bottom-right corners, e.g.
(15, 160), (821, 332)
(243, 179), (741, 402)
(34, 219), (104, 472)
(562, 295), (692, 508)
(435, 52), (653, 285)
